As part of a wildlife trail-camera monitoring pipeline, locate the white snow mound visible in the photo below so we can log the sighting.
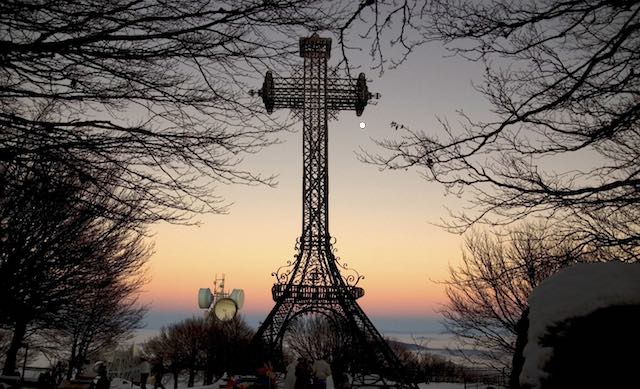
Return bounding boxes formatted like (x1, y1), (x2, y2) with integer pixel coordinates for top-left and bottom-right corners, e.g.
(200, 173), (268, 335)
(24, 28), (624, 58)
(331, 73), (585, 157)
(519, 261), (640, 388)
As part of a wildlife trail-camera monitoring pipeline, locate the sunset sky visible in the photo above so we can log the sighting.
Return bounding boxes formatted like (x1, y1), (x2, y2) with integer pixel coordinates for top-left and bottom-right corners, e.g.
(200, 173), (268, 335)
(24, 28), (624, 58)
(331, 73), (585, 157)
(140, 38), (492, 330)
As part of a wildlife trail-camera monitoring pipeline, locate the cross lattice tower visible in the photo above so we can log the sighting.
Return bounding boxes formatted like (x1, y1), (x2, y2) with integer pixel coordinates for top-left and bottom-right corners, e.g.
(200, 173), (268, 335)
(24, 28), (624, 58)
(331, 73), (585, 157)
(251, 34), (415, 388)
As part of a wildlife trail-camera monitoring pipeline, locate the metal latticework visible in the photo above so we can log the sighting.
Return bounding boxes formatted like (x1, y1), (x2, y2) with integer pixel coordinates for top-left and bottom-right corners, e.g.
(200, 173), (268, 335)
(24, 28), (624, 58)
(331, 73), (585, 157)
(251, 34), (416, 389)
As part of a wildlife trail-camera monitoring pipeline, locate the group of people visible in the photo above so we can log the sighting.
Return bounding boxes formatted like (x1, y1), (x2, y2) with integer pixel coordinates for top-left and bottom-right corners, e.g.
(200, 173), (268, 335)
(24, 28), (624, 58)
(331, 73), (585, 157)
(139, 358), (166, 389)
(284, 356), (332, 389)
(36, 362), (66, 389)
(91, 362), (111, 389)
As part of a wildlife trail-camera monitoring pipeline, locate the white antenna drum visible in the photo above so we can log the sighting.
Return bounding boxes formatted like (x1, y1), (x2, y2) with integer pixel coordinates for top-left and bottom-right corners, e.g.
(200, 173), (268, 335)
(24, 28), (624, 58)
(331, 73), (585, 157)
(229, 289), (245, 309)
(198, 288), (213, 309)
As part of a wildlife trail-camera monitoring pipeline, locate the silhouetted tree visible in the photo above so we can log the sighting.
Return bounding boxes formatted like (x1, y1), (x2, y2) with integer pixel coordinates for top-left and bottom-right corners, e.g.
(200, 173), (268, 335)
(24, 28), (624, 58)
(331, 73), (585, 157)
(203, 314), (254, 384)
(144, 317), (206, 388)
(42, 236), (149, 379)
(285, 313), (349, 362)
(366, 0), (640, 259)
(144, 315), (253, 387)
(0, 158), (148, 375)
(440, 224), (584, 371)
(0, 330), (9, 366)
(0, 0), (424, 223)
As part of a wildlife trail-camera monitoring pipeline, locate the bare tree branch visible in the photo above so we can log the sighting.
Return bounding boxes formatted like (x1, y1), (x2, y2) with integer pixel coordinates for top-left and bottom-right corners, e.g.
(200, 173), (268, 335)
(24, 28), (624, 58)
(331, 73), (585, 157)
(1, 0), (426, 222)
(363, 0), (640, 257)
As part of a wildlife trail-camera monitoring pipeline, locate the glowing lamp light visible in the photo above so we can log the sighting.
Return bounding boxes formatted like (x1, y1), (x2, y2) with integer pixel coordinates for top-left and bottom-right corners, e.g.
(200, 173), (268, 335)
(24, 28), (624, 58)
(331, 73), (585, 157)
(359, 122), (366, 129)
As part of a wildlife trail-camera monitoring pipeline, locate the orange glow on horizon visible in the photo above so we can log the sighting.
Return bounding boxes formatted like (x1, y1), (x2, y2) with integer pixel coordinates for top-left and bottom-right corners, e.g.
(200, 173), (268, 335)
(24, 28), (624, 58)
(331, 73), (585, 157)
(137, 47), (486, 324)
(142, 208), (458, 318)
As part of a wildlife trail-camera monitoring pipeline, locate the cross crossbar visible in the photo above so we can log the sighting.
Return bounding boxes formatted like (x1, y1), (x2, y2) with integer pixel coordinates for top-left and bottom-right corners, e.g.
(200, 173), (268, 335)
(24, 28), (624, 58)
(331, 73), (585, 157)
(256, 72), (374, 115)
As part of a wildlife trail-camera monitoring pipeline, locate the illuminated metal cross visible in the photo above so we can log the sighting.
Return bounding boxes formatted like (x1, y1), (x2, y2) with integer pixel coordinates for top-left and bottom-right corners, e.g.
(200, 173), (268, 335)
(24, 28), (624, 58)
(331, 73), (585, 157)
(250, 34), (414, 389)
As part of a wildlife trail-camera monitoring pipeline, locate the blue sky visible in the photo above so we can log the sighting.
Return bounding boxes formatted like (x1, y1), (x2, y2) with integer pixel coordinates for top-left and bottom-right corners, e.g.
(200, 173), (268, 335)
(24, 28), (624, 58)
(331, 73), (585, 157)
(142, 309), (447, 335)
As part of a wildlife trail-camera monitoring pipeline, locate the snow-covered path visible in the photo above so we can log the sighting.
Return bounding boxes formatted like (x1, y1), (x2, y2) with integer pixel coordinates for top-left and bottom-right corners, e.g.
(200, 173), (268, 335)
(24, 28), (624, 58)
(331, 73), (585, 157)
(110, 378), (487, 389)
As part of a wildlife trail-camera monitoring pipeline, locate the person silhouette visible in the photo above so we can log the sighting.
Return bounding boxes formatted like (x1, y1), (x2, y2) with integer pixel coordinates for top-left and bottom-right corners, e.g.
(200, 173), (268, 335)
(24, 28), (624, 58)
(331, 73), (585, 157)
(152, 361), (165, 389)
(311, 357), (331, 389)
(139, 358), (151, 389)
(294, 358), (311, 389)
(284, 357), (298, 389)
(91, 362), (110, 389)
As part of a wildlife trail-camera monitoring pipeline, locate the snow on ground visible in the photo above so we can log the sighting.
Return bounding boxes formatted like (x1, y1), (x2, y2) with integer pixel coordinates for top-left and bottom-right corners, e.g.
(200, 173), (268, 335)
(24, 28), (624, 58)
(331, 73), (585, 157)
(418, 383), (483, 389)
(110, 378), (483, 389)
(520, 261), (640, 389)
(109, 378), (140, 389)
(109, 379), (222, 389)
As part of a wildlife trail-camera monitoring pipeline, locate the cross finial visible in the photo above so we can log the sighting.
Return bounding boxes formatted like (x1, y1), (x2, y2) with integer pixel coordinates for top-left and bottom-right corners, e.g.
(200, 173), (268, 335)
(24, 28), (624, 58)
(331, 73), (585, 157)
(299, 34), (331, 59)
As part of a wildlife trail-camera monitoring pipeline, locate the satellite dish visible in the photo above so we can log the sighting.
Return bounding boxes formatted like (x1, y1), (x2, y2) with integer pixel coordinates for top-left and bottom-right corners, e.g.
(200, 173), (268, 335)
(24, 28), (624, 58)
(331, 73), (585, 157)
(198, 288), (213, 309)
(213, 298), (238, 321)
(229, 289), (245, 309)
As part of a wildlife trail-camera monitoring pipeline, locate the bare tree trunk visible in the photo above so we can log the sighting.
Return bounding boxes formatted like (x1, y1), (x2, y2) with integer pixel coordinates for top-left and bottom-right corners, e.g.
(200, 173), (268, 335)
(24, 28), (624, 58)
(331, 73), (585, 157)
(187, 366), (195, 387)
(509, 308), (529, 389)
(67, 339), (78, 380)
(204, 346), (214, 386)
(3, 319), (27, 376)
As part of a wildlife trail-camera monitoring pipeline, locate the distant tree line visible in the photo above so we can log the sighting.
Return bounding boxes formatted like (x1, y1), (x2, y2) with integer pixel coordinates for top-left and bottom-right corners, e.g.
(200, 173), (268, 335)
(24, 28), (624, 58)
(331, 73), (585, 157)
(391, 339), (507, 386)
(142, 315), (254, 388)
(284, 314), (504, 385)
